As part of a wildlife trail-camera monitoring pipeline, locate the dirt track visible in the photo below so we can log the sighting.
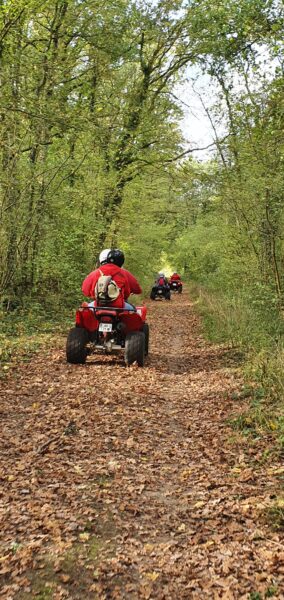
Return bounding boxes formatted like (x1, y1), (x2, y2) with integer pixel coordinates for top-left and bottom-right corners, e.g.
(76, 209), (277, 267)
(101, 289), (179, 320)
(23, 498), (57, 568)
(0, 291), (283, 599)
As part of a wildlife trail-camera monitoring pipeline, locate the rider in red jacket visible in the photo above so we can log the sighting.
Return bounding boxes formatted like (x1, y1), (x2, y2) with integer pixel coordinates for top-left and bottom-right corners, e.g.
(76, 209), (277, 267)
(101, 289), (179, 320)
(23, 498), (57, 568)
(170, 272), (181, 282)
(82, 248), (142, 308)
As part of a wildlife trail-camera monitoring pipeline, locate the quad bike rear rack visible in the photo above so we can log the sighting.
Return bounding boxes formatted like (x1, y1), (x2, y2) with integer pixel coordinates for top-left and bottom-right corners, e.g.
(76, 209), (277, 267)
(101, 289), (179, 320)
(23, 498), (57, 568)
(81, 306), (136, 314)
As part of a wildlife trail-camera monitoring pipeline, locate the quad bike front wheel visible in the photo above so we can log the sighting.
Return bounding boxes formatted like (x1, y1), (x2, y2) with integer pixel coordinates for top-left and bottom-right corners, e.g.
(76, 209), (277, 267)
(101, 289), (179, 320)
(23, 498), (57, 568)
(125, 331), (145, 367)
(66, 327), (89, 364)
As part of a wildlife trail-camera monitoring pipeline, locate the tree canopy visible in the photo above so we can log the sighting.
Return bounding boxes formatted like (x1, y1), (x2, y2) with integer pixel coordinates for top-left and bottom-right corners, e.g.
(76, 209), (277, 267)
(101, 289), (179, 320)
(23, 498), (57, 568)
(0, 0), (283, 320)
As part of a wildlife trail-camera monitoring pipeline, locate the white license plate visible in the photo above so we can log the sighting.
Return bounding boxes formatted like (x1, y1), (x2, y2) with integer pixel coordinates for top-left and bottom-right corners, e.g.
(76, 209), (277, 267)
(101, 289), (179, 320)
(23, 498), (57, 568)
(158, 290), (163, 294)
(99, 323), (112, 332)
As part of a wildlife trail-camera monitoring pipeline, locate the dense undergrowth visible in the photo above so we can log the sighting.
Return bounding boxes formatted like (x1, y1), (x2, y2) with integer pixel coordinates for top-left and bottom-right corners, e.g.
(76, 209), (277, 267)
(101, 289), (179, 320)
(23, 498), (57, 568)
(189, 282), (284, 449)
(0, 301), (71, 377)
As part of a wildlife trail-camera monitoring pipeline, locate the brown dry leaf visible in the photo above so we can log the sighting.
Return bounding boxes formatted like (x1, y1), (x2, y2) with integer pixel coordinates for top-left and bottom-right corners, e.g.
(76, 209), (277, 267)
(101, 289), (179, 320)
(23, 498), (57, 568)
(79, 532), (90, 542)
(194, 501), (205, 508)
(0, 555), (10, 563)
(145, 571), (159, 582)
(59, 573), (71, 583)
(179, 468), (193, 480)
(126, 436), (135, 449)
(144, 544), (154, 553)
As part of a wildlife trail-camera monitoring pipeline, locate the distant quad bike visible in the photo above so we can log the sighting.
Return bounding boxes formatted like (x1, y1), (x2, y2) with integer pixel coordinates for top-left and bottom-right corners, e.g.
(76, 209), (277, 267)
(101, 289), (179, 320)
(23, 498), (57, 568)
(66, 305), (149, 367)
(170, 280), (182, 294)
(150, 285), (171, 301)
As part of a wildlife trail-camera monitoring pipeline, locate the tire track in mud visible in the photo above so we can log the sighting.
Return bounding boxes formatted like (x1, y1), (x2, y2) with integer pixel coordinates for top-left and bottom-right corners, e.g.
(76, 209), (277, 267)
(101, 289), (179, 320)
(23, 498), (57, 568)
(0, 291), (283, 599)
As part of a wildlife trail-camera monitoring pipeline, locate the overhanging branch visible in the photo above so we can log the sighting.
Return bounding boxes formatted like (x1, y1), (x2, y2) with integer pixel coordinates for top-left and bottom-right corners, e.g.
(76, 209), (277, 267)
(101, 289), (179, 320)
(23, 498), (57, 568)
(165, 136), (230, 162)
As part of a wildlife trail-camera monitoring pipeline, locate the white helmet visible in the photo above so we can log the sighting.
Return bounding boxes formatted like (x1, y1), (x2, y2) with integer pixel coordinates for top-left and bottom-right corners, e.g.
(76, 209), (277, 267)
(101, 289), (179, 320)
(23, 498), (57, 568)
(158, 271), (164, 276)
(99, 248), (111, 265)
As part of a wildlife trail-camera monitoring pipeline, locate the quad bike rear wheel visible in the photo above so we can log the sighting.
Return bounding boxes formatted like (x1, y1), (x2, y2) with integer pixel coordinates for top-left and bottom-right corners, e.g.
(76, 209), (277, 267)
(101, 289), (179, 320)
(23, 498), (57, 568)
(150, 290), (156, 300)
(165, 290), (171, 300)
(125, 331), (145, 367)
(178, 286), (182, 294)
(142, 323), (149, 356)
(66, 327), (89, 364)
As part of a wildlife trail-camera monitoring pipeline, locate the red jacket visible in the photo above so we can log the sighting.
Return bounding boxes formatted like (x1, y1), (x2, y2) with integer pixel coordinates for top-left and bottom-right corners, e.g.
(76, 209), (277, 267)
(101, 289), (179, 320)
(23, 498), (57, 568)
(122, 269), (142, 296)
(170, 273), (181, 282)
(82, 264), (141, 308)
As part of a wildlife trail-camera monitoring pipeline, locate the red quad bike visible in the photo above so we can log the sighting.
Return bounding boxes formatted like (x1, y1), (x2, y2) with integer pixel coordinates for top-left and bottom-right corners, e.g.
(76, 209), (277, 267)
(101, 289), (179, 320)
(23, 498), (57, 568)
(66, 304), (149, 367)
(169, 280), (182, 294)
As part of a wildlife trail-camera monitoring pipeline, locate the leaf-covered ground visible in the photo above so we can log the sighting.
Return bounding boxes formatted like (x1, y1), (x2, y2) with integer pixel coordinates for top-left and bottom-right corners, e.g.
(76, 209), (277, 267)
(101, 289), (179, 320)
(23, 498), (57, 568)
(0, 292), (283, 599)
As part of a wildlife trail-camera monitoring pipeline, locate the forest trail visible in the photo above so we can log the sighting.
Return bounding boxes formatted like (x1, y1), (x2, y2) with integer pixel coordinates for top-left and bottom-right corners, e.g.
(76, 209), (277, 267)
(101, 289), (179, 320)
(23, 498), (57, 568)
(1, 291), (283, 599)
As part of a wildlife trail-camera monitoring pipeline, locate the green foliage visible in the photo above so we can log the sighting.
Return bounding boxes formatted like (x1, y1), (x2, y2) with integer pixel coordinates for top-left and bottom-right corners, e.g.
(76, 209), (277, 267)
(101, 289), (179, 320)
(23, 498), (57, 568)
(0, 0), (186, 306)
(265, 499), (284, 531)
(265, 587), (278, 598)
(0, 305), (70, 376)
(167, 42), (284, 438)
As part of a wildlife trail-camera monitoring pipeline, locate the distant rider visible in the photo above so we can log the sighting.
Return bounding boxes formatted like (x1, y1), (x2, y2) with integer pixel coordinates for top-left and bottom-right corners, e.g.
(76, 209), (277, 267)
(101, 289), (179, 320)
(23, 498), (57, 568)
(82, 248), (142, 310)
(152, 272), (170, 294)
(156, 272), (169, 287)
(169, 272), (181, 283)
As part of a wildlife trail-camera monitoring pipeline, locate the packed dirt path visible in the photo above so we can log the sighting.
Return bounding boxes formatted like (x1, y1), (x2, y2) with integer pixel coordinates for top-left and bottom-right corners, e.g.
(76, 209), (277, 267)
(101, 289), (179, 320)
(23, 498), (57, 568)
(1, 291), (283, 599)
